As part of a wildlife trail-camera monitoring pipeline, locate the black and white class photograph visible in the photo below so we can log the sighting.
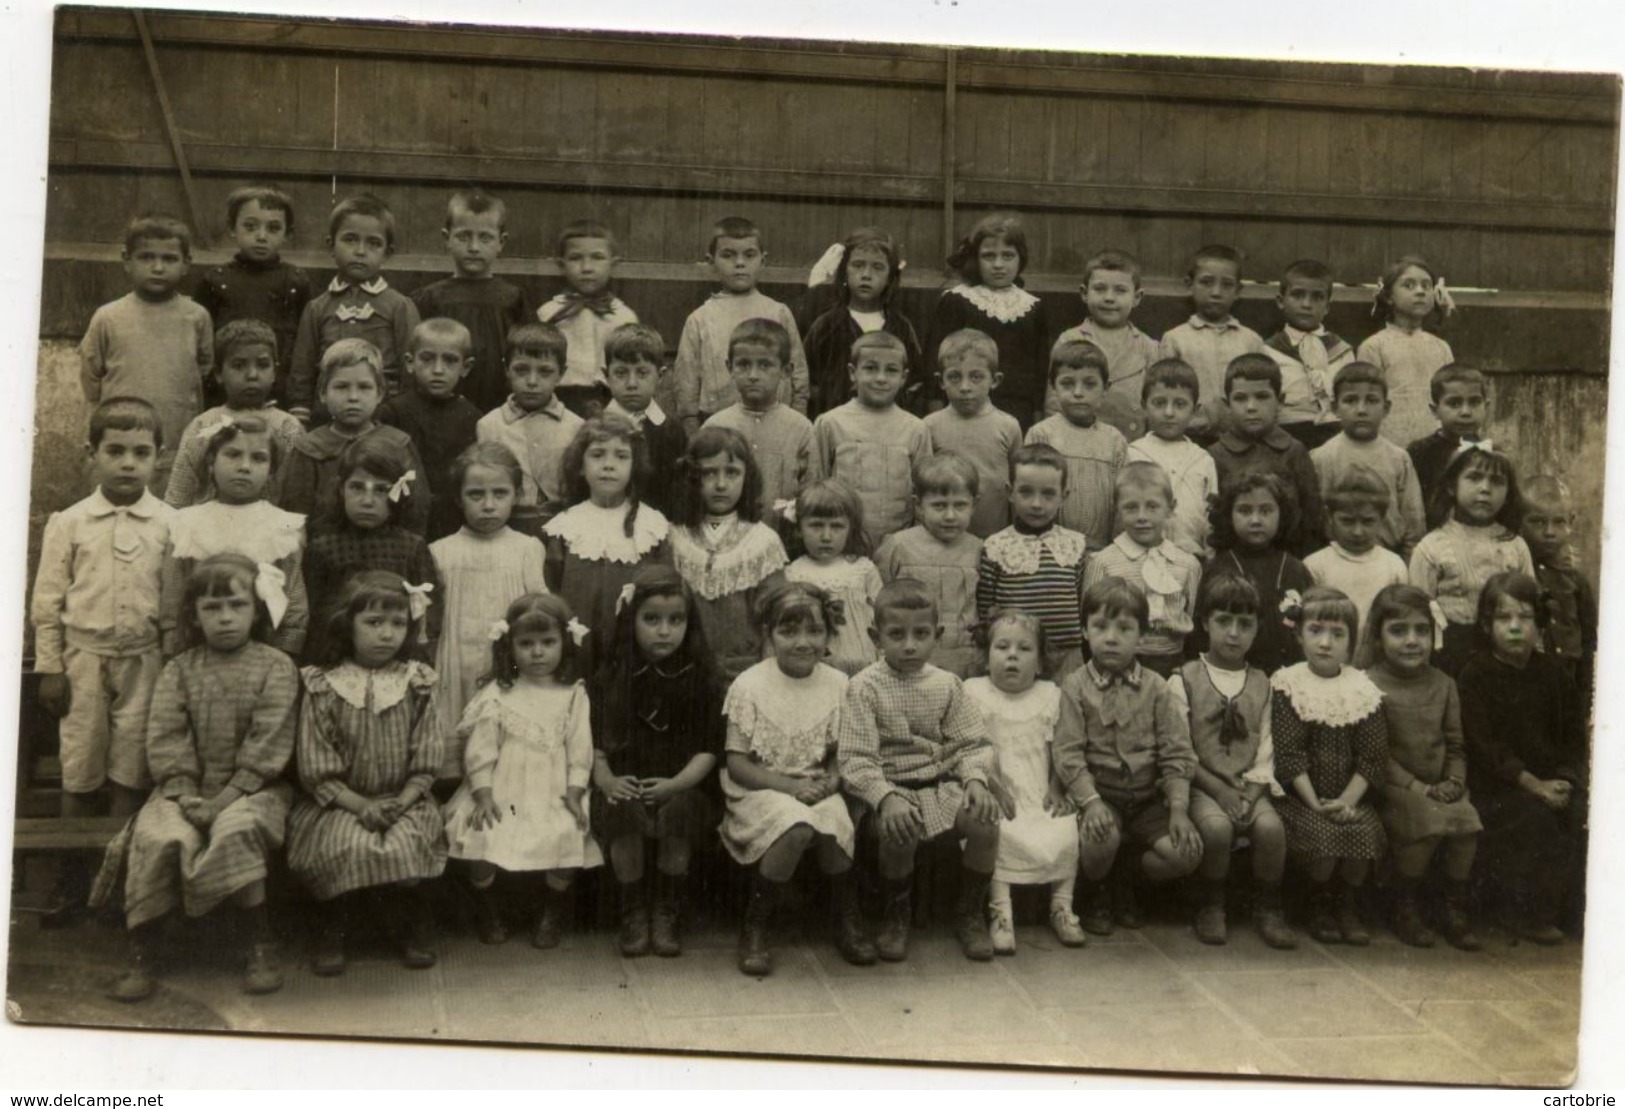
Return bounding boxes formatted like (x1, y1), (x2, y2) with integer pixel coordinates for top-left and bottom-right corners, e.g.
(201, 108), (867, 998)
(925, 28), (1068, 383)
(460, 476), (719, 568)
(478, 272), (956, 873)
(2, 0), (1620, 1091)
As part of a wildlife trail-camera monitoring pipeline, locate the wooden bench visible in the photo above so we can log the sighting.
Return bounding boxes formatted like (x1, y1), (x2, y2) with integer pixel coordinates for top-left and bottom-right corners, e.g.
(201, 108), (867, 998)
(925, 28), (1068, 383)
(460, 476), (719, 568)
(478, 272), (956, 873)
(12, 816), (127, 852)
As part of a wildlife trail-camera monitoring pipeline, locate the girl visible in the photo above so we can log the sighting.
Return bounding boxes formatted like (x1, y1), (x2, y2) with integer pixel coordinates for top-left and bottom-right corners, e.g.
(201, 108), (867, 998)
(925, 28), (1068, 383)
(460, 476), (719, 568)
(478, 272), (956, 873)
(159, 416), (309, 659)
(288, 571), (447, 975)
(668, 426), (789, 683)
(1457, 573), (1587, 945)
(1358, 584), (1483, 951)
(589, 565), (721, 958)
(441, 593), (602, 949)
(1356, 255), (1455, 448)
(963, 610), (1083, 954)
(543, 414), (671, 676)
(1270, 586), (1389, 947)
(783, 480), (881, 675)
(108, 554), (299, 1002)
(1409, 443), (1533, 677)
(802, 227), (927, 418)
(1203, 472), (1313, 675)
(723, 582), (869, 976)
(931, 212), (1049, 429)
(430, 441), (549, 777)
(302, 437), (440, 665)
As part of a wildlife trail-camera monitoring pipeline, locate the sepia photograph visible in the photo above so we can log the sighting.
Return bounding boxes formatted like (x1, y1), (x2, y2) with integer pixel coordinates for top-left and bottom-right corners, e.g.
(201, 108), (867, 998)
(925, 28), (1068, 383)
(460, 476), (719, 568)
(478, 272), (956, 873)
(2, 0), (1620, 1090)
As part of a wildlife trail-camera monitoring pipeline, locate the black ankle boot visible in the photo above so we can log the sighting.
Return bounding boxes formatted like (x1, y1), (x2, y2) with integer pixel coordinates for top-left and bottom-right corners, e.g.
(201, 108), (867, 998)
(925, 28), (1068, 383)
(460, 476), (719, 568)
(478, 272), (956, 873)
(954, 868), (994, 961)
(108, 920), (162, 1002)
(532, 883), (568, 950)
(617, 878), (651, 957)
(400, 886), (438, 968)
(737, 873), (780, 977)
(875, 875), (912, 962)
(466, 877), (507, 945)
(1391, 877), (1437, 948)
(651, 871), (684, 957)
(1440, 879), (1482, 952)
(830, 872), (876, 966)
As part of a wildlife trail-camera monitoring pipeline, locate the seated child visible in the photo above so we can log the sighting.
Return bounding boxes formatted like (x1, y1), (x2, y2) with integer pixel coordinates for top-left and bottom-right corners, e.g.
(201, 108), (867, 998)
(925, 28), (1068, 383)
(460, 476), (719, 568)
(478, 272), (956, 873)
(923, 329), (1022, 538)
(784, 480), (881, 676)
(703, 318), (814, 520)
(1520, 474), (1597, 700)
(1408, 364), (1490, 526)
(1054, 579), (1201, 935)
(603, 323), (687, 518)
(1053, 248), (1160, 439)
(1203, 472), (1313, 675)
(1263, 258), (1348, 449)
(537, 219), (641, 417)
(1310, 362), (1425, 557)
(1128, 358), (1219, 558)
(376, 318), (483, 541)
(1357, 254), (1455, 448)
(1304, 467), (1409, 623)
(1156, 244), (1266, 440)
(802, 226), (927, 418)
(474, 321), (585, 537)
(1207, 353), (1323, 554)
(836, 578), (1005, 962)
(1025, 338), (1128, 550)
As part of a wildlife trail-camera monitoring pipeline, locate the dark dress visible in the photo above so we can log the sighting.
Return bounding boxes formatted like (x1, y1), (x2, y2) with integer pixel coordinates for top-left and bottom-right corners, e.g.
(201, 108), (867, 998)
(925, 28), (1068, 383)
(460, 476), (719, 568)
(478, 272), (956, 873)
(409, 277), (531, 414)
(1202, 548), (1314, 675)
(803, 305), (927, 419)
(191, 253), (313, 406)
(928, 285), (1050, 429)
(376, 389), (483, 541)
(274, 424), (431, 538)
(302, 524), (443, 664)
(1270, 664), (1389, 861)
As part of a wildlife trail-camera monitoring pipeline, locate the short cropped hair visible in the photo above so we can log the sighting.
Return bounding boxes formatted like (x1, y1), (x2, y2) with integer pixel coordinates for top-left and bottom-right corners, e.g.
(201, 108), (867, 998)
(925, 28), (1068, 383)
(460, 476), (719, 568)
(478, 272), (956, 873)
(1142, 358), (1200, 404)
(409, 317), (472, 357)
(604, 322), (665, 365)
(913, 451), (980, 499)
(1195, 573), (1262, 623)
(1115, 459), (1174, 502)
(1521, 473), (1573, 510)
(1082, 248), (1142, 288)
(1188, 244), (1243, 279)
(88, 397), (163, 450)
(226, 185), (295, 234)
(124, 214), (192, 258)
(505, 322), (568, 367)
(317, 338), (385, 395)
(850, 330), (908, 365)
(872, 577), (937, 626)
(1430, 363), (1489, 403)
(729, 318), (791, 365)
(1332, 361), (1388, 399)
(327, 194), (396, 247)
(1081, 577), (1149, 631)
(1010, 442), (1068, 487)
(556, 218), (615, 256)
(1223, 353), (1283, 399)
(1049, 338), (1110, 386)
(445, 189), (506, 231)
(1324, 464), (1391, 515)
(937, 329), (999, 376)
(708, 216), (762, 256)
(214, 319), (278, 368)
(1280, 258), (1333, 292)
(1295, 584), (1360, 643)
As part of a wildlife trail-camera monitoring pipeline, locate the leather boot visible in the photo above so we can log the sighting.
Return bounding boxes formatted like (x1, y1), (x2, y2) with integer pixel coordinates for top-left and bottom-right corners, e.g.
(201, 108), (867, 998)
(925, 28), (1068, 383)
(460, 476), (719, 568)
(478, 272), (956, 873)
(1440, 879), (1483, 952)
(651, 870), (684, 957)
(1337, 882), (1372, 947)
(400, 886), (438, 968)
(954, 869), (995, 961)
(831, 872), (876, 966)
(1252, 882), (1298, 950)
(467, 878), (507, 945)
(1391, 877), (1437, 948)
(737, 873), (779, 977)
(875, 875), (912, 962)
(616, 878), (651, 957)
(532, 883), (567, 951)
(1307, 883), (1340, 945)
(1194, 879), (1227, 945)
(108, 921), (161, 1002)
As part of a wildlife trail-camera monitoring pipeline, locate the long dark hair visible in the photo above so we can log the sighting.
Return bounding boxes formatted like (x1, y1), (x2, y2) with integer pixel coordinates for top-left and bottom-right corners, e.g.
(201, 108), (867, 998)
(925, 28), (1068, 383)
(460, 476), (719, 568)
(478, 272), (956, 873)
(1208, 471), (1300, 553)
(600, 564), (715, 684)
(1431, 444), (1523, 532)
(560, 414), (650, 536)
(674, 426), (764, 528)
(833, 226), (905, 311)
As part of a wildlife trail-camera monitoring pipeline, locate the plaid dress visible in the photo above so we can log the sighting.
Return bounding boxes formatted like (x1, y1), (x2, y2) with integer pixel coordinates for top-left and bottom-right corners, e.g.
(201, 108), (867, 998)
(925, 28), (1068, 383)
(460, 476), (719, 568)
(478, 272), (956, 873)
(287, 661), (447, 899)
(122, 642), (298, 928)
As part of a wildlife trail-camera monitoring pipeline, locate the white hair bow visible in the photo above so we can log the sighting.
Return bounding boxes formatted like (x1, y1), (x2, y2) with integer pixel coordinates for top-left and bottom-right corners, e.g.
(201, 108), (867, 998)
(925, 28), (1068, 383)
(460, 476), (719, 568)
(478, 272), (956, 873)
(254, 562), (288, 630)
(615, 582), (636, 616)
(1278, 589), (1303, 630)
(403, 581), (434, 622)
(807, 242), (846, 288)
(1434, 277), (1456, 319)
(195, 414), (236, 442)
(388, 470), (416, 503)
(1428, 599), (1448, 653)
(487, 618), (510, 642)
(566, 617), (590, 646)
(1449, 439), (1496, 463)
(773, 498), (797, 523)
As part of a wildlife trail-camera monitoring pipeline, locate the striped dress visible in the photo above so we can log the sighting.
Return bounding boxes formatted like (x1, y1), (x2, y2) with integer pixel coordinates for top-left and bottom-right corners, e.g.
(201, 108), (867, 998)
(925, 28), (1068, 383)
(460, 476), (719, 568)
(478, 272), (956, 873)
(122, 642), (298, 928)
(976, 525), (1088, 658)
(286, 660), (448, 900)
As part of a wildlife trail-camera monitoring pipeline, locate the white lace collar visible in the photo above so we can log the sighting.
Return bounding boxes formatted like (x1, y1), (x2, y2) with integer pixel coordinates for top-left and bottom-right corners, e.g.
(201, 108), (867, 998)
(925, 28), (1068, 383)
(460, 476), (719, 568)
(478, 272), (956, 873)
(670, 520), (788, 600)
(543, 501), (668, 563)
(950, 283), (1039, 324)
(982, 526), (1087, 575)
(170, 500), (305, 563)
(308, 660), (435, 714)
(1269, 663), (1383, 727)
(726, 659), (848, 736)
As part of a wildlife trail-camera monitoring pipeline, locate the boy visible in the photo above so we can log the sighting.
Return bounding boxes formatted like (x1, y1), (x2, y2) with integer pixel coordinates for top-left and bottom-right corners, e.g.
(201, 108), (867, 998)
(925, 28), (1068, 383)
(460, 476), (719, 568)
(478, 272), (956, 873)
(837, 578), (1004, 962)
(1303, 467), (1408, 625)
(1520, 474), (1597, 701)
(810, 331), (931, 552)
(874, 453), (985, 678)
(1310, 362), (1426, 558)
(1408, 364), (1491, 525)
(288, 194), (421, 421)
(410, 190), (531, 415)
(1054, 248), (1159, 439)
(1054, 578), (1201, 934)
(923, 329), (1021, 538)
(79, 214), (214, 495)
(604, 322), (687, 518)
(1157, 245), (1266, 440)
(1025, 338), (1128, 550)
(703, 319), (813, 520)
(1128, 359), (1219, 558)
(1207, 354), (1323, 553)
(1082, 462), (1202, 678)
(1263, 258), (1350, 449)
(377, 318), (484, 541)
(674, 216), (809, 434)
(31, 399), (175, 919)
(538, 219), (641, 418)
(475, 322), (584, 536)
(191, 186), (311, 406)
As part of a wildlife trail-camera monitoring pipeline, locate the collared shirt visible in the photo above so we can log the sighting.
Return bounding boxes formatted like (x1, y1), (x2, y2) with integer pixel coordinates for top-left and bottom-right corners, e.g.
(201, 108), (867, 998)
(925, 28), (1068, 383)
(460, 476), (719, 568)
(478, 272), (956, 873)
(1055, 318), (1159, 418)
(1266, 325), (1350, 425)
(30, 489), (175, 670)
(673, 290), (809, 418)
(1208, 425), (1324, 552)
(606, 399), (667, 427)
(474, 395), (585, 508)
(538, 292), (639, 389)
(1024, 414), (1128, 549)
(288, 276), (420, 407)
(1156, 315), (1266, 428)
(1054, 659), (1195, 807)
(1127, 434), (1218, 558)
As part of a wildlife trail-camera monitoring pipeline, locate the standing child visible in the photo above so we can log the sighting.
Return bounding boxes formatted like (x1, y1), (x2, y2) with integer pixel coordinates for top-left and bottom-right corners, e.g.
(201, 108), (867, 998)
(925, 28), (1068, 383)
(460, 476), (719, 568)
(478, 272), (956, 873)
(1156, 245), (1267, 440)
(966, 610), (1086, 954)
(410, 190), (531, 415)
(603, 323), (687, 518)
(1304, 467), (1409, 622)
(674, 215), (809, 434)
(429, 442), (549, 773)
(810, 331), (932, 552)
(191, 186), (311, 406)
(1409, 443), (1534, 676)
(802, 227), (926, 418)
(723, 582), (871, 975)
(1054, 579), (1201, 935)
(442, 593), (603, 950)
(702, 318), (814, 519)
(376, 318), (483, 541)
(1358, 584), (1483, 951)
(1262, 259), (1348, 449)
(977, 444), (1089, 680)
(1128, 359), (1219, 558)
(160, 416), (308, 658)
(1054, 248), (1160, 439)
(1170, 576), (1296, 948)
(107, 554), (298, 1002)
(923, 330), (1021, 538)
(1408, 364), (1491, 524)
(784, 480), (881, 675)
(474, 322), (584, 537)
(1083, 461), (1202, 678)
(1203, 473), (1313, 675)
(1208, 353), (1323, 553)
(668, 427), (789, 683)
(1519, 474), (1598, 701)
(930, 212), (1048, 429)
(537, 220), (640, 418)
(1026, 339), (1129, 550)
(167, 321), (304, 508)
(543, 415), (671, 675)
(1271, 586), (1389, 946)
(288, 194), (420, 419)
(837, 578), (1005, 962)
(288, 571), (447, 974)
(1358, 255), (1456, 449)
(275, 339), (430, 536)
(589, 566), (722, 957)
(79, 214), (213, 494)
(1310, 362), (1426, 557)
(874, 454), (985, 678)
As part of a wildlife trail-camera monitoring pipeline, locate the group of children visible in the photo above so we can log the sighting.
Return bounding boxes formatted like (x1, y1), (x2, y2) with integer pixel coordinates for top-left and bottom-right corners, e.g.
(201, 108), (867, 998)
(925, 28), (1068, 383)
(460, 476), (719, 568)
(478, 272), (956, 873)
(35, 189), (1591, 1002)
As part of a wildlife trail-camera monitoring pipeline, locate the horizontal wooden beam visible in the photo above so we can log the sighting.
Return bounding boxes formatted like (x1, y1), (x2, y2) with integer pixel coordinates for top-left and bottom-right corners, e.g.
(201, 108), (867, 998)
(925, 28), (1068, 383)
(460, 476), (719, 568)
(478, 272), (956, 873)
(54, 8), (1619, 124)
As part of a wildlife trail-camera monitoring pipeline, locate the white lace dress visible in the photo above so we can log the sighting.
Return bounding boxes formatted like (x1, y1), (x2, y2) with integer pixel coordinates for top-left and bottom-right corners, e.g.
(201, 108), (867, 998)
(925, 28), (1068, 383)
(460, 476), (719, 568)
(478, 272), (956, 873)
(965, 677), (1079, 884)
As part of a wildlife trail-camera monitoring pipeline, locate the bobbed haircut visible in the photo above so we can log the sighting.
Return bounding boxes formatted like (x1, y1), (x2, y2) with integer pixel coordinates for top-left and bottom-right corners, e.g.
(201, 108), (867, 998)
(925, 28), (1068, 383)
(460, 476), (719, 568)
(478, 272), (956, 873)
(1081, 577), (1150, 632)
(505, 321), (568, 366)
(1430, 444), (1523, 532)
(1475, 571), (1549, 642)
(1196, 572), (1262, 623)
(795, 480), (868, 556)
(215, 319), (279, 370)
(708, 215), (763, 256)
(124, 214), (192, 258)
(1049, 338), (1110, 386)
(833, 227), (905, 310)
(913, 451), (980, 499)
(728, 317), (792, 365)
(1208, 471), (1300, 553)
(946, 211), (1029, 285)
(1280, 258), (1333, 292)
(1188, 244), (1243, 279)
(445, 188), (506, 231)
(201, 413), (283, 478)
(183, 553), (273, 643)
(1295, 584), (1360, 644)
(88, 397), (163, 451)
(556, 218), (616, 255)
(604, 322), (665, 365)
(560, 414), (651, 537)
(675, 426), (764, 527)
(317, 338), (385, 395)
(872, 576), (938, 626)
(449, 440), (523, 500)
(1223, 353), (1283, 400)
(1429, 363), (1488, 403)
(226, 185), (296, 234)
(312, 570), (422, 668)
(327, 193), (396, 247)
(937, 328), (999, 376)
(409, 317), (472, 357)
(1081, 248), (1142, 288)
(328, 434), (413, 526)
(1354, 582), (1436, 669)
(1010, 442), (1069, 489)
(1142, 358), (1201, 405)
(755, 579), (845, 638)
(976, 607), (1052, 679)
(483, 592), (583, 688)
(1325, 464), (1391, 516)
(1332, 360), (1388, 400)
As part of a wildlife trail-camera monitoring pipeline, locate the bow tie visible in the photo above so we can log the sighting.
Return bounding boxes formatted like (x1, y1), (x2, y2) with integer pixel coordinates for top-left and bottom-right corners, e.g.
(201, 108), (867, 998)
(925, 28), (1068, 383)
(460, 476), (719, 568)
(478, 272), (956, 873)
(547, 291), (617, 323)
(1218, 697), (1249, 749)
